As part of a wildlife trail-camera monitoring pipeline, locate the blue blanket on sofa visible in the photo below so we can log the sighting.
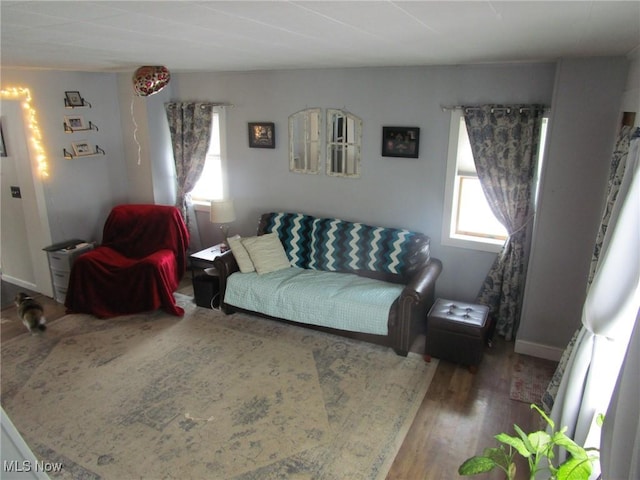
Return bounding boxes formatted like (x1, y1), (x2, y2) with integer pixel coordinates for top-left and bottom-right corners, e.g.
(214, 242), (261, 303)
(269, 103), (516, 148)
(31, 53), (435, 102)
(224, 267), (403, 335)
(261, 212), (429, 277)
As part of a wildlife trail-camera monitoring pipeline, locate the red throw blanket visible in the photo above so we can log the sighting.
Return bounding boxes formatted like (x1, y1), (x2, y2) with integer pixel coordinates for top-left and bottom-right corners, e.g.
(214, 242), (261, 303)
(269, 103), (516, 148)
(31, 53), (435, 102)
(65, 204), (190, 318)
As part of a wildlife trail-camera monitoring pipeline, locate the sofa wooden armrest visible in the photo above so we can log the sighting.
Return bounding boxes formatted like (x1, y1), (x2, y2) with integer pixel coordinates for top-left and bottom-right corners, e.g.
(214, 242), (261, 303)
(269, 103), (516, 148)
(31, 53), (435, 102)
(213, 250), (238, 314)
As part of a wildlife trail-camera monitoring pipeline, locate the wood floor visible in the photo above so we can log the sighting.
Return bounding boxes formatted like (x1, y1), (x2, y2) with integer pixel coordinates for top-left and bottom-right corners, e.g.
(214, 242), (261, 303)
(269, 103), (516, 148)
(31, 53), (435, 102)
(1, 279), (554, 480)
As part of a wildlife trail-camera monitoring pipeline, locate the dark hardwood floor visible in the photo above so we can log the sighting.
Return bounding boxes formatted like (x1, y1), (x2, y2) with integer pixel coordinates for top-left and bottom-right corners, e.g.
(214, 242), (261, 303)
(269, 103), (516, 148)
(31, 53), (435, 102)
(388, 335), (546, 480)
(1, 278), (552, 480)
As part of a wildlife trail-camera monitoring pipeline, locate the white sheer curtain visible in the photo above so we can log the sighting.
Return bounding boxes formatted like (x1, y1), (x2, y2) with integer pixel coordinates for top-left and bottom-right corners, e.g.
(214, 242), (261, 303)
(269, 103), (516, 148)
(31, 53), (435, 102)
(549, 131), (640, 477)
(601, 309), (640, 479)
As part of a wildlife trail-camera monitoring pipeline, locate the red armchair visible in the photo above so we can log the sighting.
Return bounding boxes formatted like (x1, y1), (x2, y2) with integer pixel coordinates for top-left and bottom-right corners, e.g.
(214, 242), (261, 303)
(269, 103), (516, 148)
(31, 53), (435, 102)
(65, 204), (190, 318)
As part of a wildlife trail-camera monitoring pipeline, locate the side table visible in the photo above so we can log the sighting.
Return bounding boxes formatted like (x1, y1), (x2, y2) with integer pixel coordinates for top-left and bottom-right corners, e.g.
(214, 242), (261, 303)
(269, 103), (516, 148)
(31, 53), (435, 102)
(43, 239), (94, 304)
(189, 244), (225, 309)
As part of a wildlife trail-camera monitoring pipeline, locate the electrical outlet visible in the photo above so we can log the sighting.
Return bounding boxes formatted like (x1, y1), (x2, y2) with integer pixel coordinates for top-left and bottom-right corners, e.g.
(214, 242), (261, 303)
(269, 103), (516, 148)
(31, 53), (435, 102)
(10, 186), (21, 198)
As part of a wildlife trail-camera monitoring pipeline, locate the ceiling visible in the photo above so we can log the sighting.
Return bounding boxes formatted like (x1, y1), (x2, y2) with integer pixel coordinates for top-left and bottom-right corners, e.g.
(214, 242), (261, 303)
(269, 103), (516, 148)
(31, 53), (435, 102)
(1, 1), (639, 73)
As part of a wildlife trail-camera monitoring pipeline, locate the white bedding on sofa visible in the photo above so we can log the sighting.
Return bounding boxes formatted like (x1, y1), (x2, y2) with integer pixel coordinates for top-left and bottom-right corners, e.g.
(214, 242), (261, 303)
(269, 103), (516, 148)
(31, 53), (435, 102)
(224, 267), (403, 335)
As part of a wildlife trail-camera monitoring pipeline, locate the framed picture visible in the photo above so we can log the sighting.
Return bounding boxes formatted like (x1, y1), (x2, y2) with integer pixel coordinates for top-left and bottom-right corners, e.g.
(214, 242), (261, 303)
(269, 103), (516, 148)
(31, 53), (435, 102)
(72, 140), (93, 156)
(248, 122), (275, 148)
(0, 120), (7, 157)
(381, 126), (420, 158)
(64, 115), (86, 131)
(65, 91), (84, 107)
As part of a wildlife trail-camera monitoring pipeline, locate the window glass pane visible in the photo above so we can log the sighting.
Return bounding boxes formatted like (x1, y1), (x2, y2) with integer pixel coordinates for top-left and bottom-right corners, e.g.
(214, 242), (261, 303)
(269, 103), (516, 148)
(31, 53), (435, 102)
(190, 154), (222, 201)
(456, 117), (476, 175)
(191, 112), (223, 201)
(456, 177), (507, 239)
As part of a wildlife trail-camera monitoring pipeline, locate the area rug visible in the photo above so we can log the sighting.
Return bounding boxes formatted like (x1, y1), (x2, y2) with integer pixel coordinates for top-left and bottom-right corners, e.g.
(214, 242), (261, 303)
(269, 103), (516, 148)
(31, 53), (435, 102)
(509, 356), (557, 406)
(1, 294), (437, 480)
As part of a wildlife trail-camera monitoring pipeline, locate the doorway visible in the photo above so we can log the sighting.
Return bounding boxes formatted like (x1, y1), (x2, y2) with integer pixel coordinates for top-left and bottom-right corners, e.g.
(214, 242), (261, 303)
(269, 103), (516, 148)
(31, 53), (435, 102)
(0, 98), (53, 298)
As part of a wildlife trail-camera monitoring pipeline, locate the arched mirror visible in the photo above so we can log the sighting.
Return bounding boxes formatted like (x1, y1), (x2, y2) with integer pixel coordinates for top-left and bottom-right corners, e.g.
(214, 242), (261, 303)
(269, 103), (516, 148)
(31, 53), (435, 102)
(326, 109), (362, 178)
(289, 108), (321, 174)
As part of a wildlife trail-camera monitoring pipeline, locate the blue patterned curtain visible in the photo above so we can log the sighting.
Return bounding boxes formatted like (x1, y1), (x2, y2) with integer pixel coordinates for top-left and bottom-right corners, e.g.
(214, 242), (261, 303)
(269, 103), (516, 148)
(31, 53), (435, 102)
(165, 102), (214, 251)
(463, 105), (544, 340)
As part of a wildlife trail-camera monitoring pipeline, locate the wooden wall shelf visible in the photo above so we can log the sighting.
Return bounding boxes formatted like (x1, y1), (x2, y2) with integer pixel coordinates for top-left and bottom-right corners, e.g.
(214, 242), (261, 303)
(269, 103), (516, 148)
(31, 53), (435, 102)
(64, 121), (99, 133)
(63, 145), (105, 159)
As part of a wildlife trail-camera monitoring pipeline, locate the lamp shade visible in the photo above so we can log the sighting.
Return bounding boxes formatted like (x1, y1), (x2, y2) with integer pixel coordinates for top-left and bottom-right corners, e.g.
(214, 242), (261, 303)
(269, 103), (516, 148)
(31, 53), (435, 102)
(209, 199), (236, 224)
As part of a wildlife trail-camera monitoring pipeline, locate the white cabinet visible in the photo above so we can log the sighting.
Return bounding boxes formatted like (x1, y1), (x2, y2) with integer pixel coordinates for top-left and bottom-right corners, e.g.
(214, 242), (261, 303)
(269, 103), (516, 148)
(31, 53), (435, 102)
(44, 241), (94, 303)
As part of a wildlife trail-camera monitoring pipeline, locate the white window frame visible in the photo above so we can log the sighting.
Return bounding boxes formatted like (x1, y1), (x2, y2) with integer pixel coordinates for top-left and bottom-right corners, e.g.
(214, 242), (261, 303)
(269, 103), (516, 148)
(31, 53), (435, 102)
(441, 111), (548, 253)
(191, 107), (229, 212)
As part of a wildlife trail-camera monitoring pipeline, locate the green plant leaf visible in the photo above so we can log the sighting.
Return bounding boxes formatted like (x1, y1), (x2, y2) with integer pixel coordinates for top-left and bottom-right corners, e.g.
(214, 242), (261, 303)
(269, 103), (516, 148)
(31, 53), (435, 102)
(596, 413), (605, 427)
(528, 431), (552, 454)
(458, 456), (497, 475)
(496, 433), (531, 458)
(553, 434), (588, 460)
(531, 404), (555, 431)
(483, 446), (511, 469)
(513, 424), (536, 454)
(556, 457), (592, 480)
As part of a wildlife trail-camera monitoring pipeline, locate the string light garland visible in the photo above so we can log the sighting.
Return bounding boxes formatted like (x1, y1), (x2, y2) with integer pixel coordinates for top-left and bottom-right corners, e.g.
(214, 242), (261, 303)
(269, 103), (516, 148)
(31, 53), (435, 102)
(0, 86), (49, 178)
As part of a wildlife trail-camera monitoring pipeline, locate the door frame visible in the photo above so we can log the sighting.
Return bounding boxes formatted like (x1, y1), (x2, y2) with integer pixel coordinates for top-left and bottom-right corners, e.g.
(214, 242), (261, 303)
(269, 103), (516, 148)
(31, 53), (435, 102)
(1, 89), (53, 296)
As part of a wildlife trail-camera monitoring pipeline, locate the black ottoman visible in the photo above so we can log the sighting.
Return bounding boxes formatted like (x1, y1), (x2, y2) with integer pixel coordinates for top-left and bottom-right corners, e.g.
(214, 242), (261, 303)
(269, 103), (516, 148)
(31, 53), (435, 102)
(424, 298), (490, 373)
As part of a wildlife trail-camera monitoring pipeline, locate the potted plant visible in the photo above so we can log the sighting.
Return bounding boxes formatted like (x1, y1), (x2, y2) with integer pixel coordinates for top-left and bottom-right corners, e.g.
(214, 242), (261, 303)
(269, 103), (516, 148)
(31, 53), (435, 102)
(458, 404), (600, 480)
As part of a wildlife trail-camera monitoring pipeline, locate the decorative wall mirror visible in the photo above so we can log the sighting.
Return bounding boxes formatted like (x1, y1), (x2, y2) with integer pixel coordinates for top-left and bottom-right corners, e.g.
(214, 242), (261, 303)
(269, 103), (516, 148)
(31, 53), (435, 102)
(326, 109), (362, 178)
(289, 108), (321, 174)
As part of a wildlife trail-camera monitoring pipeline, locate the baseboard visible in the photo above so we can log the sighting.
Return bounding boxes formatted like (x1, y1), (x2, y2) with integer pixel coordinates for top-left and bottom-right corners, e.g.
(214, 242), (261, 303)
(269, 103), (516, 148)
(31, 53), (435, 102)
(0, 275), (38, 292)
(514, 339), (564, 362)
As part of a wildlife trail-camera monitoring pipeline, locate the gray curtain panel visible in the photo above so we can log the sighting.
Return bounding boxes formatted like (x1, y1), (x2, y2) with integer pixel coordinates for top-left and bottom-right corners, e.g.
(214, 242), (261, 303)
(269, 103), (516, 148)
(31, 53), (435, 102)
(463, 104), (544, 340)
(165, 102), (215, 252)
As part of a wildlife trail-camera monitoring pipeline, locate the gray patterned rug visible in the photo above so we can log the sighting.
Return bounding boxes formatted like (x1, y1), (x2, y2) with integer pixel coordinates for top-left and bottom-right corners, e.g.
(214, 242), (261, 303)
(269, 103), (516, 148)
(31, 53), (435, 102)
(1, 294), (437, 480)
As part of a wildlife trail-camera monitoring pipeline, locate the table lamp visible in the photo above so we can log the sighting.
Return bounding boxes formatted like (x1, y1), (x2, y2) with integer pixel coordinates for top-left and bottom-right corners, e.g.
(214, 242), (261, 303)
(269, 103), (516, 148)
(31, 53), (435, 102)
(209, 199), (236, 250)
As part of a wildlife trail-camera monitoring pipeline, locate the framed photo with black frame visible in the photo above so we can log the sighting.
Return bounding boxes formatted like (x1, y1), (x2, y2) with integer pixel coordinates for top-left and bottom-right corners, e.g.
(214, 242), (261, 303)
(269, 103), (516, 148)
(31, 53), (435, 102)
(381, 126), (420, 158)
(248, 122), (275, 148)
(64, 91), (84, 107)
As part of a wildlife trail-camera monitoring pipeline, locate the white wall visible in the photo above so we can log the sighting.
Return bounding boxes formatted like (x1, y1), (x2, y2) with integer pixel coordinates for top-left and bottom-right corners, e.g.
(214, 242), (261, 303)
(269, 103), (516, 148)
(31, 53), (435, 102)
(2, 69), (129, 244)
(517, 57), (630, 359)
(168, 63), (557, 303)
(621, 47), (640, 117)
(116, 75), (176, 206)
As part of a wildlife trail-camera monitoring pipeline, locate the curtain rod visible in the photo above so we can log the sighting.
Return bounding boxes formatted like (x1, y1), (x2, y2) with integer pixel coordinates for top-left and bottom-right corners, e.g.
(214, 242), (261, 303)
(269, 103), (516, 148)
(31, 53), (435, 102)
(440, 105), (549, 113)
(165, 102), (235, 108)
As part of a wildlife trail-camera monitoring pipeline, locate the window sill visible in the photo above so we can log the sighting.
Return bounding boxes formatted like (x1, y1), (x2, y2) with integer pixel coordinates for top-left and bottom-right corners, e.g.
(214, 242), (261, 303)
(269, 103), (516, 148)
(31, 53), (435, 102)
(441, 233), (504, 254)
(193, 201), (211, 213)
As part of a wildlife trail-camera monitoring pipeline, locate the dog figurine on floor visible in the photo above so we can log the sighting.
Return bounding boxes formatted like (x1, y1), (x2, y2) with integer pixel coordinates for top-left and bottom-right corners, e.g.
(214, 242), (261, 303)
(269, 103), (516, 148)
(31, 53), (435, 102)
(15, 293), (47, 334)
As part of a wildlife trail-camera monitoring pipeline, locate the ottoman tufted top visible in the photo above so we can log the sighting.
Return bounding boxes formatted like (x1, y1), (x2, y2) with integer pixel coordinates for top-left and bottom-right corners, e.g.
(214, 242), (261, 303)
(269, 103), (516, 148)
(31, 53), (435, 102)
(427, 298), (489, 335)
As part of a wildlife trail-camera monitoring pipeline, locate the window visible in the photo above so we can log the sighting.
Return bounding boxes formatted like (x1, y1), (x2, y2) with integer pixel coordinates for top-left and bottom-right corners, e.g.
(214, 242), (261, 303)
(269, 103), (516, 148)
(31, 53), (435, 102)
(442, 110), (547, 252)
(190, 109), (227, 204)
(326, 109), (362, 177)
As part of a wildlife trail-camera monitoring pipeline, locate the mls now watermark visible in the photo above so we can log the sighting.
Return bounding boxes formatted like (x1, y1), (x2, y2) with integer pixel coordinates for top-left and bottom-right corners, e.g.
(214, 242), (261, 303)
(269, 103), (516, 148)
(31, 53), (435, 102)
(3, 460), (64, 473)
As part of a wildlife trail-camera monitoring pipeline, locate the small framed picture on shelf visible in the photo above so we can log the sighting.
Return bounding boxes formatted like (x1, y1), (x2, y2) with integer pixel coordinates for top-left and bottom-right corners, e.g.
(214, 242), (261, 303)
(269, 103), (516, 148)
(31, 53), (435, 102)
(381, 126), (420, 158)
(64, 115), (86, 131)
(72, 140), (93, 156)
(65, 91), (84, 107)
(248, 122), (275, 148)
